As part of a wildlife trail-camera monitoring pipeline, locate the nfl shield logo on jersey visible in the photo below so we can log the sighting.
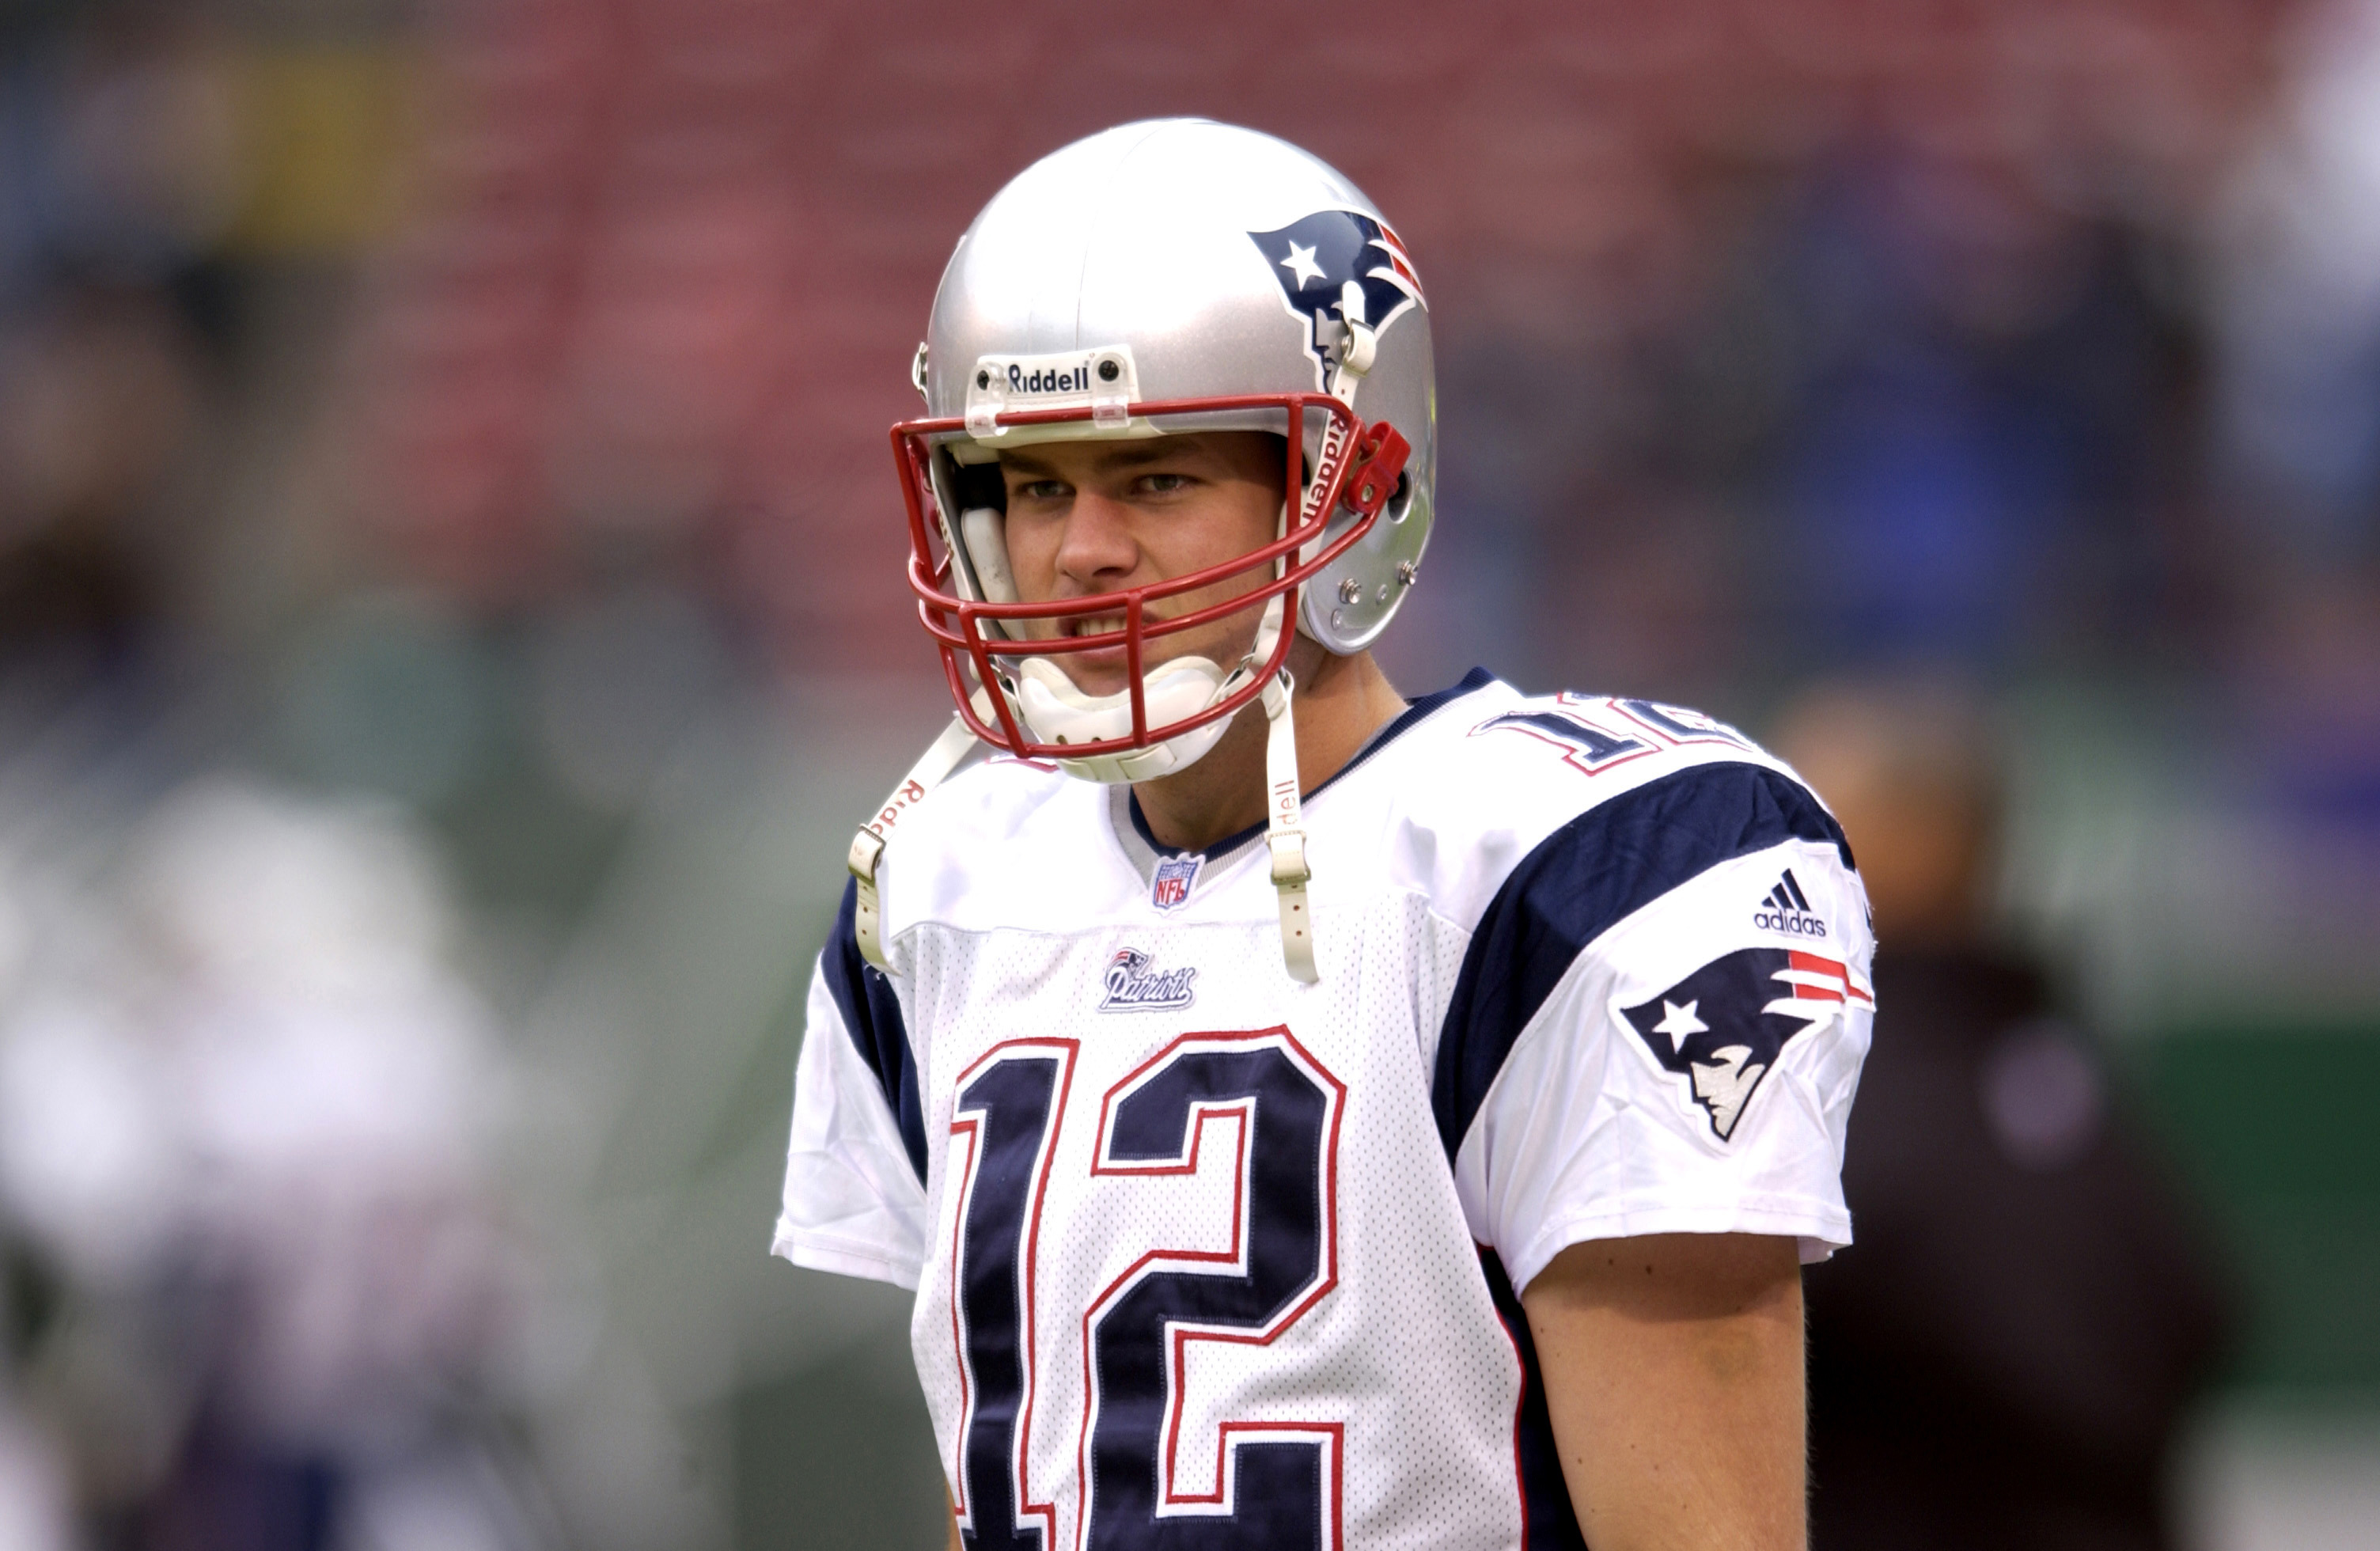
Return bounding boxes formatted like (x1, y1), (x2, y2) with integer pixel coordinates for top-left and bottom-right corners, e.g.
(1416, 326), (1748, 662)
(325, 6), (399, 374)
(1150, 854), (1201, 912)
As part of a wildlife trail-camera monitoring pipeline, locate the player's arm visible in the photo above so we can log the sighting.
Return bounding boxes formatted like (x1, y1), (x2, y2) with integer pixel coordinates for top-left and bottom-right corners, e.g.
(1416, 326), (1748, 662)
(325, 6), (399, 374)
(1446, 766), (1866, 1546)
(1522, 1231), (1806, 1551)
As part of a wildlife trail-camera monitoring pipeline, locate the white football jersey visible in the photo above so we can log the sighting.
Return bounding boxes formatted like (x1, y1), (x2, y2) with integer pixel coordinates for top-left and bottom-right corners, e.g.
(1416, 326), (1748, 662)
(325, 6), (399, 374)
(775, 669), (1873, 1550)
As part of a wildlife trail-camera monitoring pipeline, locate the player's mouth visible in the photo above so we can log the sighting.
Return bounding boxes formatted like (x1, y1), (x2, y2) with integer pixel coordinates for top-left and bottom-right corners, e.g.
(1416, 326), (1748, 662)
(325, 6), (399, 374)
(1057, 616), (1138, 689)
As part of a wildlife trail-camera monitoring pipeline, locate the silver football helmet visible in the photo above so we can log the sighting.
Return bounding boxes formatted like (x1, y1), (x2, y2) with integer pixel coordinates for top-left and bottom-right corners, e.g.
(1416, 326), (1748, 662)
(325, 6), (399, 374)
(892, 117), (1437, 783)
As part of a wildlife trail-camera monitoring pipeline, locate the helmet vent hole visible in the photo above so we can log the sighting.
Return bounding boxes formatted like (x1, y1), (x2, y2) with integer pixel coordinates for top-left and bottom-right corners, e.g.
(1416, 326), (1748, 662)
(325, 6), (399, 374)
(1385, 471), (1413, 521)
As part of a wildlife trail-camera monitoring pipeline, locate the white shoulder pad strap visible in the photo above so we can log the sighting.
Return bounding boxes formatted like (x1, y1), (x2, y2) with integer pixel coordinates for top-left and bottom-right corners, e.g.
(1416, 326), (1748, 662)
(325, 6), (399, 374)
(846, 712), (986, 969)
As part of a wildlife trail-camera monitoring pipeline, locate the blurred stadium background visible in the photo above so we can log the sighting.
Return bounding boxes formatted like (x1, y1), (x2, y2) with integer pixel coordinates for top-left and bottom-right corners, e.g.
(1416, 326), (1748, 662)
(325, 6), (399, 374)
(0, 0), (2375, 1547)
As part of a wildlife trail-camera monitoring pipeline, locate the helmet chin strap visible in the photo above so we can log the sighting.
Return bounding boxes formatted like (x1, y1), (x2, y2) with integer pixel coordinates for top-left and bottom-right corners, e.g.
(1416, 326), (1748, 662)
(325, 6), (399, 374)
(846, 692), (992, 971)
(1234, 308), (1367, 983)
(1261, 668), (1317, 983)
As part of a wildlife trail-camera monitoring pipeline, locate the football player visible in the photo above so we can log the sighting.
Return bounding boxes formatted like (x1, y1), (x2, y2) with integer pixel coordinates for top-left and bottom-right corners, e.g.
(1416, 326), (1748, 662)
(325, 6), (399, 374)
(774, 119), (1872, 1550)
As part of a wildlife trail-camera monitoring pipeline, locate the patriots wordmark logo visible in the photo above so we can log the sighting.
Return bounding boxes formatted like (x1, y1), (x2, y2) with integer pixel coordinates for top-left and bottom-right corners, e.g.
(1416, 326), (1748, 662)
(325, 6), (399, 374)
(1099, 948), (1197, 1014)
(1150, 854), (1202, 912)
(1248, 209), (1425, 384)
(1751, 869), (1828, 939)
(1622, 949), (1873, 1140)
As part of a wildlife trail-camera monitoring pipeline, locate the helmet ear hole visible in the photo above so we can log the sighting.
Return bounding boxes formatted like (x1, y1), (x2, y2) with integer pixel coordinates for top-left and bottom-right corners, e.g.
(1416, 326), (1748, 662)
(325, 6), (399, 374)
(952, 460), (1006, 513)
(1385, 470), (1412, 521)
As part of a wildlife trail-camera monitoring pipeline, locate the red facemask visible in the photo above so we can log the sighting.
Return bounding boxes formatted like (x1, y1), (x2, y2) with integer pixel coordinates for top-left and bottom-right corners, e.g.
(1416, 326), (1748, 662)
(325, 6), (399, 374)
(892, 391), (1411, 762)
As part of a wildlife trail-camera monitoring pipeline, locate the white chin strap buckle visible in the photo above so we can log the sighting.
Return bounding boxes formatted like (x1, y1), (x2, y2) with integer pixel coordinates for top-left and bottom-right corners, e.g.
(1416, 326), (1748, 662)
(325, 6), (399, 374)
(1262, 670), (1317, 984)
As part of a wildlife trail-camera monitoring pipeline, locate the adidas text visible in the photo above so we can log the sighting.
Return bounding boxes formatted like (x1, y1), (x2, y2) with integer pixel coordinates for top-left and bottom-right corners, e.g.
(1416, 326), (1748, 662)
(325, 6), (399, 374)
(1753, 869), (1828, 939)
(1752, 906), (1829, 938)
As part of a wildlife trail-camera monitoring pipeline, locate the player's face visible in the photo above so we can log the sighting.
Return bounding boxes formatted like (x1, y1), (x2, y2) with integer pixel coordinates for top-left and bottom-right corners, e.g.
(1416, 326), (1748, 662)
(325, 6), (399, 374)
(998, 431), (1286, 697)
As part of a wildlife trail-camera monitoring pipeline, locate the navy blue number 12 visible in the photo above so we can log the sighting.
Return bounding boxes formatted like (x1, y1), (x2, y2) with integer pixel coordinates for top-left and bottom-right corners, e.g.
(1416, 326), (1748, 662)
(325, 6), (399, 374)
(949, 1032), (1340, 1551)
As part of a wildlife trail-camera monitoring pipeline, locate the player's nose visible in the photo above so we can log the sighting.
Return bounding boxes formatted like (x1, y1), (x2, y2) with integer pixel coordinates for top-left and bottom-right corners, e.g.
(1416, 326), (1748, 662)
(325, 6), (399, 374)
(1052, 489), (1139, 590)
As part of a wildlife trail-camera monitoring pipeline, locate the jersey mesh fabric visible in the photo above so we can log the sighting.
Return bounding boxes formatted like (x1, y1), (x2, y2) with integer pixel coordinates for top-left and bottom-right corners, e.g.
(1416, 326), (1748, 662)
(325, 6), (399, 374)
(904, 909), (1522, 1549)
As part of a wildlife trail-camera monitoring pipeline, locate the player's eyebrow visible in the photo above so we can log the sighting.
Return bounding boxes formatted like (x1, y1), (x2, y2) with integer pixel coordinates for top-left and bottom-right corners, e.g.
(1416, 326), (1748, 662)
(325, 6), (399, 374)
(1000, 440), (1207, 480)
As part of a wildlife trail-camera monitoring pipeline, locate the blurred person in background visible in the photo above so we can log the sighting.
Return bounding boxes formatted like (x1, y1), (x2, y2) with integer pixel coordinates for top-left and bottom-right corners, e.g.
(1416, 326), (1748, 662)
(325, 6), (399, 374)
(0, 10), (548, 1546)
(0, 783), (548, 1551)
(1773, 677), (2234, 1551)
(0, 278), (205, 698)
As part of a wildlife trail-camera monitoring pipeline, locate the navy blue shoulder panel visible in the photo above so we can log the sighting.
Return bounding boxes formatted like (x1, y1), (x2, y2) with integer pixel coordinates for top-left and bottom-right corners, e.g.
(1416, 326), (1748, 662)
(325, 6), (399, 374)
(821, 878), (929, 1183)
(1431, 760), (1853, 1161)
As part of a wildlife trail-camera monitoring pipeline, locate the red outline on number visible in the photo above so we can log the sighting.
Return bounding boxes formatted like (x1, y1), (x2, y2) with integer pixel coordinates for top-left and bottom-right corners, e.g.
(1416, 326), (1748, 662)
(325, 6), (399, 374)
(1071, 1026), (1347, 1551)
(946, 1037), (1078, 1548)
(946, 1121), (980, 1522)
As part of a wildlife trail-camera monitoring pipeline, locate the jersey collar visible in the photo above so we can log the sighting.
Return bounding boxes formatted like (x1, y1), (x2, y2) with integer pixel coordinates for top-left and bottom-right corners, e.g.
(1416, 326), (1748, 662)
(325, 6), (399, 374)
(1118, 666), (1499, 870)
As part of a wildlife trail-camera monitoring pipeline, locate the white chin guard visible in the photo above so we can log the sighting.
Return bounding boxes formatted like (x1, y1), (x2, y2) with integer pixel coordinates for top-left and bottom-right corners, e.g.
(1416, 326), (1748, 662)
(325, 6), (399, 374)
(1010, 594), (1283, 784)
(1014, 655), (1238, 783)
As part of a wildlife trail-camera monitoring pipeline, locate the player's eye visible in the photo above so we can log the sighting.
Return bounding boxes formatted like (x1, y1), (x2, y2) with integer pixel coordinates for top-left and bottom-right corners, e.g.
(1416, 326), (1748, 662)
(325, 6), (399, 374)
(1137, 472), (1192, 495)
(1014, 479), (1069, 502)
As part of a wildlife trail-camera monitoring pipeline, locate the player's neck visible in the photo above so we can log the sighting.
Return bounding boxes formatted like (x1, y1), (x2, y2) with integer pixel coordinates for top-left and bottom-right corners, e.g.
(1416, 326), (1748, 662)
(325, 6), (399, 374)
(1131, 641), (1403, 854)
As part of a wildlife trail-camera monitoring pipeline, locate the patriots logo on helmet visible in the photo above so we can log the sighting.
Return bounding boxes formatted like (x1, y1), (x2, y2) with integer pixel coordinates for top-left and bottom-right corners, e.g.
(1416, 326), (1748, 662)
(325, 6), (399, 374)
(1622, 948), (1872, 1140)
(1248, 210), (1426, 382)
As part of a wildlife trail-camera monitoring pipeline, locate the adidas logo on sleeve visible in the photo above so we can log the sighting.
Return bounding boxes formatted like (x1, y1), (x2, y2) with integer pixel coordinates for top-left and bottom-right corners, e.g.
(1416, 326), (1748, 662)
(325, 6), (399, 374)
(1751, 868), (1828, 939)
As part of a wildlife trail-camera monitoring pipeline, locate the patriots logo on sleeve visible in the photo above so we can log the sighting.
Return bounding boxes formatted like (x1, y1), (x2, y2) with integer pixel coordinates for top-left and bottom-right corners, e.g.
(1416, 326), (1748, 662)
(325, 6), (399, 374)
(1621, 949), (1871, 1140)
(1248, 209), (1425, 381)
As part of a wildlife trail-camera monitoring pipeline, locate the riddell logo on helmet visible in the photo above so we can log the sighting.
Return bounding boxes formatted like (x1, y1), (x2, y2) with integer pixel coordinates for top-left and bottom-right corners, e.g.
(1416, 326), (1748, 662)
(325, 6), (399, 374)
(965, 350), (1139, 433)
(1298, 415), (1353, 525)
(1007, 363), (1090, 395)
